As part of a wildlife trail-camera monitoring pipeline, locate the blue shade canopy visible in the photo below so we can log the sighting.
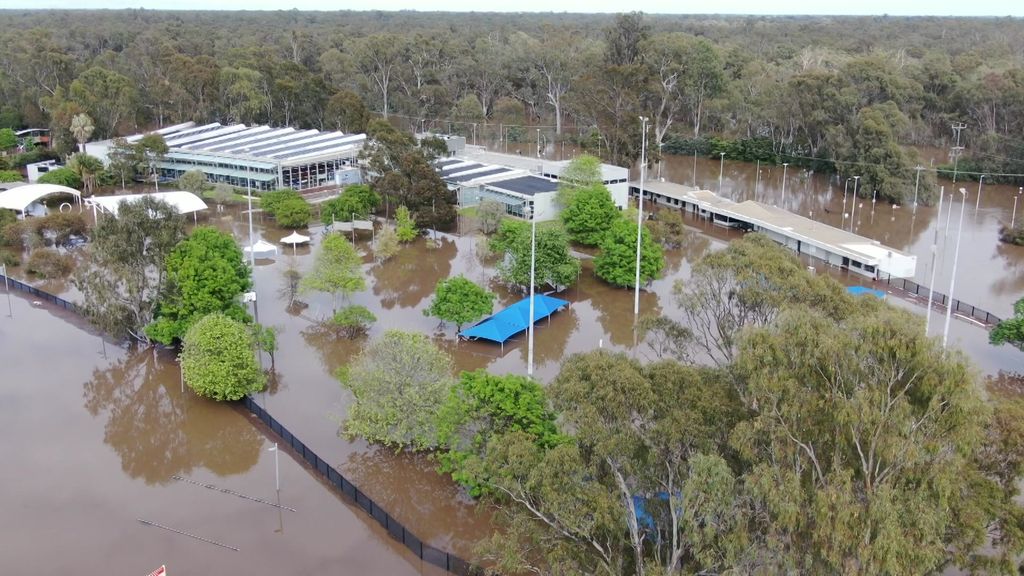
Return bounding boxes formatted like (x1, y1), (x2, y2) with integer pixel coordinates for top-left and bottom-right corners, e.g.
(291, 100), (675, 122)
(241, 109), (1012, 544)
(847, 285), (886, 298)
(459, 294), (570, 344)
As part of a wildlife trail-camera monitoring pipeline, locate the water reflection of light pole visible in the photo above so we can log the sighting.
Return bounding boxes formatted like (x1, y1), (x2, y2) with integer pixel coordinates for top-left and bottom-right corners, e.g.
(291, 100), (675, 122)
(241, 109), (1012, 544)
(718, 152), (725, 194)
(1013, 187), (1023, 229)
(634, 117), (649, 319)
(942, 188), (968, 349)
(268, 442), (280, 492)
(755, 160), (761, 201)
(913, 165), (922, 214)
(780, 162), (789, 208)
(692, 150), (697, 188)
(525, 203), (537, 377)
(975, 175), (985, 210)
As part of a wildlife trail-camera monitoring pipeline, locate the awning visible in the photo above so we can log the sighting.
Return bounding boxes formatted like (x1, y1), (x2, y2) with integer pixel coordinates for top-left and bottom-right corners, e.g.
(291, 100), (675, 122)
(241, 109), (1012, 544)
(460, 294), (569, 344)
(0, 184), (81, 212)
(86, 191), (208, 216)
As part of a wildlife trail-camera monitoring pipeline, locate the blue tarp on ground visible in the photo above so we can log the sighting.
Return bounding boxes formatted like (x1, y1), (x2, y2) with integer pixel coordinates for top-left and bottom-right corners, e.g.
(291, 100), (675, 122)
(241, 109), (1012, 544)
(847, 285), (886, 299)
(459, 294), (570, 344)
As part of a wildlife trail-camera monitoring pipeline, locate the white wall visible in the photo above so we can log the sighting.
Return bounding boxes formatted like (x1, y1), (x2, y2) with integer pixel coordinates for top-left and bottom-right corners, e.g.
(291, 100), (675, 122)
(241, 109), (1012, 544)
(608, 181), (629, 210)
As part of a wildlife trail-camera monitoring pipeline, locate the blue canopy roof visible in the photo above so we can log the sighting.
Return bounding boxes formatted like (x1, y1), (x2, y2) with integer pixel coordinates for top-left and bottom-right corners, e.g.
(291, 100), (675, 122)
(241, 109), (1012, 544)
(459, 294), (570, 344)
(847, 286), (886, 298)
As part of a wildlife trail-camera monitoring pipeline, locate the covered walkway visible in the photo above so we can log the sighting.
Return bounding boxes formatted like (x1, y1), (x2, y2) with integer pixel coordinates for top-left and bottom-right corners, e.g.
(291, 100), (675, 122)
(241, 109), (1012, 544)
(459, 294), (570, 348)
(86, 191), (208, 219)
(0, 183), (82, 217)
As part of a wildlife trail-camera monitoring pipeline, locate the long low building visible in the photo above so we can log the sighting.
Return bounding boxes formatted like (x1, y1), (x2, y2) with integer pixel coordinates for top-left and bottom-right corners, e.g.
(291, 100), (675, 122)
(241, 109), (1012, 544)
(439, 147), (630, 221)
(92, 122), (366, 192)
(632, 180), (916, 279)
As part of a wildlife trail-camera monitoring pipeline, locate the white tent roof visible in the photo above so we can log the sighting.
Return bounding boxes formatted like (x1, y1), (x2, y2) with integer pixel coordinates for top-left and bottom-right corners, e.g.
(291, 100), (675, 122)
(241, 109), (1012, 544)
(0, 184), (81, 212)
(280, 232), (311, 245)
(86, 191), (208, 217)
(244, 240), (279, 258)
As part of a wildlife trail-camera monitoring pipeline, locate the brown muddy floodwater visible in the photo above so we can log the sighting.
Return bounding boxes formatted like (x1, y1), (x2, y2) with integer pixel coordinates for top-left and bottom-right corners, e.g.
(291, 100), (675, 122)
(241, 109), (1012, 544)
(0, 292), (443, 575)
(6, 149), (1024, 571)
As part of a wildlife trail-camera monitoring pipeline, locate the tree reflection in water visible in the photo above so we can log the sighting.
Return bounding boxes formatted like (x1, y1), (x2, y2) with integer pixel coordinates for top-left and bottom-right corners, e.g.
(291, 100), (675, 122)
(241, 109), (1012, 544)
(83, 347), (262, 485)
(370, 236), (456, 310)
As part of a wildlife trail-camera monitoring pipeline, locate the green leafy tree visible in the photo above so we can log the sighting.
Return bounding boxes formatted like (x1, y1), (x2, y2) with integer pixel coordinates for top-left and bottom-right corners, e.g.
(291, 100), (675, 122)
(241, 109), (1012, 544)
(74, 197), (186, 342)
(732, 303), (995, 574)
(300, 232), (365, 312)
(69, 68), (137, 138)
(424, 275), (495, 332)
(673, 232), (852, 366)
(338, 330), (454, 450)
(990, 297), (1024, 351)
(561, 184), (620, 246)
(557, 154), (603, 206)
(274, 196), (311, 228)
(489, 219), (581, 291)
(648, 209), (687, 249)
(259, 188), (301, 216)
(177, 169), (207, 195)
(136, 133), (169, 184)
(328, 305), (377, 338)
(477, 200), (506, 235)
(373, 226), (400, 262)
(105, 137), (139, 189)
(67, 153), (103, 196)
(0, 170), (22, 183)
(436, 370), (562, 496)
(0, 128), (16, 151)
(326, 89), (371, 133)
(180, 313), (265, 402)
(374, 150), (458, 232)
(322, 183), (380, 224)
(147, 227), (252, 345)
(69, 113), (94, 153)
(594, 217), (664, 288)
(37, 166), (82, 189)
(395, 205), (418, 242)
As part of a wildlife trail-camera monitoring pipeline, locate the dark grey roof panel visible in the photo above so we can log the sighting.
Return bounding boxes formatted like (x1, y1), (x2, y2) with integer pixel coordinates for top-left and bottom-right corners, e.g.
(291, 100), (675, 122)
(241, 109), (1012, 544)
(447, 167), (515, 183)
(435, 158), (462, 168)
(487, 175), (559, 196)
(268, 136), (362, 160)
(442, 162), (485, 173)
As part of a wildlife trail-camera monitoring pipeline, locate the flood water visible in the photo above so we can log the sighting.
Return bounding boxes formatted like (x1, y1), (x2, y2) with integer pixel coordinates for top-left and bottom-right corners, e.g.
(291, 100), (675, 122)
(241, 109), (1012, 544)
(0, 291), (445, 575)
(5, 148), (1024, 569)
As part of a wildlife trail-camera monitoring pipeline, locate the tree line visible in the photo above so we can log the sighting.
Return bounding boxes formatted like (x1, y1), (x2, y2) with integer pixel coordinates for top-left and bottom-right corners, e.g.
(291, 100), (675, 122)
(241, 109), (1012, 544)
(2, 10), (1023, 197)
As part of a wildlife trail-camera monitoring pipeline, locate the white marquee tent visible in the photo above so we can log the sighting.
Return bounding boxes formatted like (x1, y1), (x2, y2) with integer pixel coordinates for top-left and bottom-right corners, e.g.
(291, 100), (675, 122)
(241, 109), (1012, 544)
(85, 191), (208, 218)
(0, 184), (82, 215)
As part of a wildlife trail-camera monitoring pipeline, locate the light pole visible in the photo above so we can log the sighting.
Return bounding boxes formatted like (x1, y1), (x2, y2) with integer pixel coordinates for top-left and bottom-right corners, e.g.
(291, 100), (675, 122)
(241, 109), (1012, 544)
(268, 442), (280, 492)
(717, 152), (725, 194)
(634, 117), (649, 318)
(245, 154), (255, 267)
(843, 177), (852, 220)
(975, 175), (985, 210)
(755, 160), (761, 201)
(1013, 187), (1023, 229)
(780, 162), (789, 208)
(913, 165), (922, 214)
(850, 176), (860, 231)
(526, 204), (537, 377)
(925, 187), (945, 336)
(536, 128), (541, 158)
(942, 188), (968, 349)
(692, 150), (697, 187)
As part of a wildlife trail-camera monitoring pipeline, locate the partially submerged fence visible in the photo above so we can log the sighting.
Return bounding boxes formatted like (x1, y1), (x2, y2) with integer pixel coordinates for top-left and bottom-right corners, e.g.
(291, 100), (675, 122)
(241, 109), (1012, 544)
(241, 397), (483, 576)
(0, 270), (483, 576)
(883, 276), (1003, 327)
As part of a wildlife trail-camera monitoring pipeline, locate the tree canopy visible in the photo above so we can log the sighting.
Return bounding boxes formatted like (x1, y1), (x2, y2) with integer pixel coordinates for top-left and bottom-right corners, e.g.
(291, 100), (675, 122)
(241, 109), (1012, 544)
(300, 232), (365, 311)
(180, 312), (265, 402)
(489, 219), (581, 291)
(560, 183), (620, 246)
(424, 275), (495, 332)
(593, 217), (664, 288)
(990, 297), (1024, 351)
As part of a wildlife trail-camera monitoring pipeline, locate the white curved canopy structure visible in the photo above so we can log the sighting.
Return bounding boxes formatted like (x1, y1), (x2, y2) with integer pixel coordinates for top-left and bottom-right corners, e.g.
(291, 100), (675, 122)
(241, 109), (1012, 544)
(0, 184), (81, 212)
(86, 191), (208, 217)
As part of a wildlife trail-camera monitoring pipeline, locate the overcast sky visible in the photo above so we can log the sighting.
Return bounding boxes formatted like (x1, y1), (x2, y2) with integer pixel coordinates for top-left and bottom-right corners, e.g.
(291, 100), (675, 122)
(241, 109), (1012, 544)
(5, 0), (1023, 16)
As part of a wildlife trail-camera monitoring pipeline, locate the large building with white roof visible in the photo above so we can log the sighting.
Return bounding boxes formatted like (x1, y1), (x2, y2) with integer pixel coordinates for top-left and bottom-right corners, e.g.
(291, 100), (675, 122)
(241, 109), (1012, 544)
(93, 121), (366, 192)
(438, 146), (630, 222)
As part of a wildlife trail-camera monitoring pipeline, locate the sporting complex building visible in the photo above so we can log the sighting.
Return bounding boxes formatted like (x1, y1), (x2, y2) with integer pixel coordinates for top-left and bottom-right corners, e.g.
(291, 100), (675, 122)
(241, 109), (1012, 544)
(94, 122), (366, 192)
(438, 146), (630, 222)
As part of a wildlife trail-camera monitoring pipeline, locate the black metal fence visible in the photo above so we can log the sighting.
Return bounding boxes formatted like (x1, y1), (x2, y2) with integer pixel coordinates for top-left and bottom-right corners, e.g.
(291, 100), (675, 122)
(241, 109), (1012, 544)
(1, 273), (79, 313)
(241, 396), (484, 576)
(0, 271), (483, 575)
(883, 276), (1002, 326)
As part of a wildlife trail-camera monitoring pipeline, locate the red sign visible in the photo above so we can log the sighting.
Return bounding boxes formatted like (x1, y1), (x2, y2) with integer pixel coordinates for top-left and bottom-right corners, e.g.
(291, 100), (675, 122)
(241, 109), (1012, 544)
(146, 566), (166, 576)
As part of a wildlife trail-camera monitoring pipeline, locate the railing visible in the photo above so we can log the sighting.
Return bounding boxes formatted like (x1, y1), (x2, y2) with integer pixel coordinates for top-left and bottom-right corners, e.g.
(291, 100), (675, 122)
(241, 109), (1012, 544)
(0, 271), (484, 576)
(883, 276), (1003, 327)
(241, 397), (484, 576)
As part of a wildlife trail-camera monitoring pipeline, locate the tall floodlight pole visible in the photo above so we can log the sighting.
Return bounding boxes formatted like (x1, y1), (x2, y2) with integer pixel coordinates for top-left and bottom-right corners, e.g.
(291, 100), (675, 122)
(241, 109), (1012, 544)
(913, 165), (922, 214)
(780, 162), (789, 208)
(246, 157), (255, 267)
(850, 176), (861, 232)
(718, 152), (725, 194)
(975, 175), (985, 210)
(536, 128), (541, 158)
(924, 187), (945, 336)
(527, 204), (537, 377)
(634, 117), (649, 318)
(942, 188), (968, 349)
(1013, 187), (1023, 229)
(843, 178), (851, 220)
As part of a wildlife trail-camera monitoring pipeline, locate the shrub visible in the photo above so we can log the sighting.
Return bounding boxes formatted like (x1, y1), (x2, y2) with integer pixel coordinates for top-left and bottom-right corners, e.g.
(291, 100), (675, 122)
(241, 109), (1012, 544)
(1, 220), (30, 248)
(373, 226), (400, 262)
(274, 196), (312, 228)
(1000, 225), (1024, 246)
(260, 188), (301, 216)
(37, 167), (83, 190)
(33, 212), (88, 247)
(328, 305), (377, 338)
(26, 248), (73, 278)
(0, 249), (20, 267)
(0, 170), (23, 183)
(395, 205), (418, 242)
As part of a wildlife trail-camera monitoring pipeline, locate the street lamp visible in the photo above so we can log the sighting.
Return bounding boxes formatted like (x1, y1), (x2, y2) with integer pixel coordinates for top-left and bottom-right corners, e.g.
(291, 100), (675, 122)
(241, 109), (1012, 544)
(268, 442), (280, 492)
(525, 203), (537, 377)
(536, 128), (541, 159)
(634, 117), (649, 318)
(780, 162), (789, 208)
(755, 160), (762, 201)
(913, 165), (922, 214)
(942, 188), (968, 349)
(850, 176), (861, 232)
(245, 150), (255, 267)
(975, 175), (986, 210)
(925, 187), (945, 336)
(1013, 187), (1023, 229)
(843, 177), (852, 218)
(718, 152), (725, 194)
